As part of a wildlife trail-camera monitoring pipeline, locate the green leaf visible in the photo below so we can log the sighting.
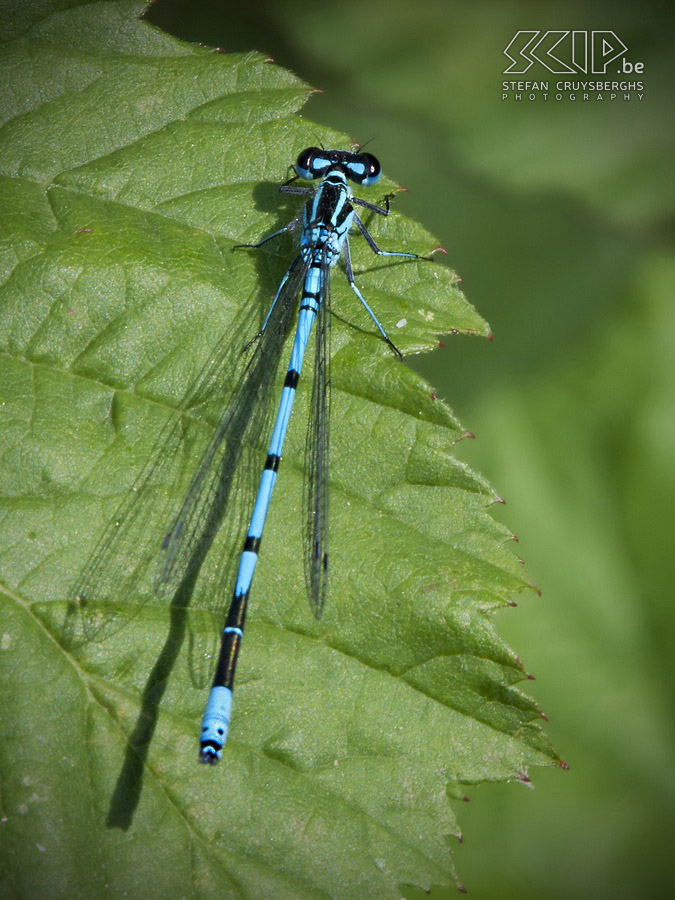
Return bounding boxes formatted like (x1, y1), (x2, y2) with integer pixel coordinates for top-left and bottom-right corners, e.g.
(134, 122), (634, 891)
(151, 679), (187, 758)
(0, 2), (558, 898)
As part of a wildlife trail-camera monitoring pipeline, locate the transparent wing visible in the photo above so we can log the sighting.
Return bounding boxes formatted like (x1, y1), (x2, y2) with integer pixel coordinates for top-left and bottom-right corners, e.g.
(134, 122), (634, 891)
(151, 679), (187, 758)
(303, 252), (331, 618)
(65, 253), (307, 650)
(157, 256), (309, 594)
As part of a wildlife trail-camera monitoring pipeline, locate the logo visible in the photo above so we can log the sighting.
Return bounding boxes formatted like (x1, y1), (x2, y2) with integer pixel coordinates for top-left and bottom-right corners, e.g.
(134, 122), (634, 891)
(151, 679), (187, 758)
(503, 31), (643, 75)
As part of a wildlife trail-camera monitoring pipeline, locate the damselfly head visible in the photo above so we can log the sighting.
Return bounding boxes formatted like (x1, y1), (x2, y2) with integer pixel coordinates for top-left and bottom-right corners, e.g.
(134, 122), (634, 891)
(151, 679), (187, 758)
(295, 147), (382, 186)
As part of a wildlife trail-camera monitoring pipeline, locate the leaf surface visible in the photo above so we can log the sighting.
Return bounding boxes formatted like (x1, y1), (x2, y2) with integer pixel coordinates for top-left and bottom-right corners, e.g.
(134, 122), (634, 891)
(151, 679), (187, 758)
(0, 3), (558, 897)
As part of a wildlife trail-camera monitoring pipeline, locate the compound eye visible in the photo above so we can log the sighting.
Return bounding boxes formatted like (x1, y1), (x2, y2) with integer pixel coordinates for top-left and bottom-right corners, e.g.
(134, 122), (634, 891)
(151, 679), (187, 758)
(361, 152), (381, 185)
(295, 147), (320, 180)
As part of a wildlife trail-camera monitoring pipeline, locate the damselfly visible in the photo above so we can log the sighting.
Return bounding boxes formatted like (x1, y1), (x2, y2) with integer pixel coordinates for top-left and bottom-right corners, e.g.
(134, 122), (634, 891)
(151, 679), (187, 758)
(71, 147), (432, 764)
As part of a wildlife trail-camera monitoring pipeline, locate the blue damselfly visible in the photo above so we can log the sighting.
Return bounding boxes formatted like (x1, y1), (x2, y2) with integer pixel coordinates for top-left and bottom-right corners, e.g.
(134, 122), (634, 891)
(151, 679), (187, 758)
(71, 147), (433, 764)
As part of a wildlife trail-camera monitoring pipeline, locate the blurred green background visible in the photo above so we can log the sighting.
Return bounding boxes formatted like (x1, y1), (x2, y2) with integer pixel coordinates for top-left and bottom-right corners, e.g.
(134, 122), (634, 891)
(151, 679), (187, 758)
(146, 1), (674, 897)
